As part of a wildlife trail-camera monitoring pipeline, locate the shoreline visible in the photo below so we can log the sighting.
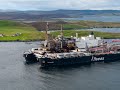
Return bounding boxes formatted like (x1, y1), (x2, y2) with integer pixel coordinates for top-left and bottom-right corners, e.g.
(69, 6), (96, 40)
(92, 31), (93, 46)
(0, 37), (120, 42)
(1, 30), (120, 42)
(0, 39), (43, 42)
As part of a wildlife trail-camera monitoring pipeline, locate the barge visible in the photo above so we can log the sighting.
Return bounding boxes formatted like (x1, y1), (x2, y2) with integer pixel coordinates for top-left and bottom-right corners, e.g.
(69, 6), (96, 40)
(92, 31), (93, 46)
(23, 22), (120, 68)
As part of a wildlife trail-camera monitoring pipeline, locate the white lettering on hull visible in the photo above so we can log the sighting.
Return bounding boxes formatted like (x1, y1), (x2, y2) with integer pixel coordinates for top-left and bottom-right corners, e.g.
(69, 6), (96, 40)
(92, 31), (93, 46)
(47, 62), (54, 63)
(91, 56), (104, 62)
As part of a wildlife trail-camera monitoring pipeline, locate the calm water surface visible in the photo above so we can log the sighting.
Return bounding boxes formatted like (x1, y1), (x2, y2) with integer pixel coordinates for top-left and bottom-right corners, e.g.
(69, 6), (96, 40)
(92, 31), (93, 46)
(0, 42), (120, 90)
(62, 15), (120, 22)
(83, 28), (120, 33)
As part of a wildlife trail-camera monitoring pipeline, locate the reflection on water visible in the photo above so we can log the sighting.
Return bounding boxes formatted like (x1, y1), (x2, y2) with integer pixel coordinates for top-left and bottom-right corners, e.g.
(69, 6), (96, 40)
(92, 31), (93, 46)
(0, 42), (120, 90)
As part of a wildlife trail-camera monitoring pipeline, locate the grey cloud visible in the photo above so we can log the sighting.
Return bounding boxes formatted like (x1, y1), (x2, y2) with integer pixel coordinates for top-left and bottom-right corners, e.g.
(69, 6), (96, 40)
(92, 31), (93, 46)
(0, 0), (120, 10)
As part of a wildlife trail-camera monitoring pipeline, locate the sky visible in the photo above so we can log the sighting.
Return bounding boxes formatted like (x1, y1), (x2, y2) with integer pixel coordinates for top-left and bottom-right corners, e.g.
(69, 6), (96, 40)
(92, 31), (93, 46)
(0, 0), (120, 11)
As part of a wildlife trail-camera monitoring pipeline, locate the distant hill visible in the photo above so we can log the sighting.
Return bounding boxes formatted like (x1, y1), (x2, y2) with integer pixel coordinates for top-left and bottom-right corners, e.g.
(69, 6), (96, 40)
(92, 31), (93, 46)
(0, 10), (120, 21)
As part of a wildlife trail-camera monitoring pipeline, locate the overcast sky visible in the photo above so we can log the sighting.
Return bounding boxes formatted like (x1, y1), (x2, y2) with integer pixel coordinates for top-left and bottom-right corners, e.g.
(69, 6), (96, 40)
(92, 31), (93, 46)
(0, 0), (120, 11)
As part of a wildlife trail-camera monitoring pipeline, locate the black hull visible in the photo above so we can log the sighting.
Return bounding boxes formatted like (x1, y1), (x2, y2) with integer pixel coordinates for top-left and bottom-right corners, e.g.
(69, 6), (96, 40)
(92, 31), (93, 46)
(39, 56), (91, 68)
(23, 53), (38, 63)
(39, 53), (120, 68)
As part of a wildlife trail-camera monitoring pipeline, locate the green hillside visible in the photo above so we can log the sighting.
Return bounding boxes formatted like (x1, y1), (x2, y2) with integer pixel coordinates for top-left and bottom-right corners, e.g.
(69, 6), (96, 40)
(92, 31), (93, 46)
(0, 20), (120, 41)
(0, 20), (44, 41)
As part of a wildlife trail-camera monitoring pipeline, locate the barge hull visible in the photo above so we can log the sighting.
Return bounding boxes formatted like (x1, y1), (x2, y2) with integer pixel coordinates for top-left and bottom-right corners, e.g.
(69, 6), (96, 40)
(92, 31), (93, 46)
(23, 53), (38, 63)
(39, 53), (120, 68)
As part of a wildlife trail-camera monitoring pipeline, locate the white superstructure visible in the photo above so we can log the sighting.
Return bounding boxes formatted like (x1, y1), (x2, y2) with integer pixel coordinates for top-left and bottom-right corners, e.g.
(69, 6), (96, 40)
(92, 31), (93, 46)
(74, 32), (103, 48)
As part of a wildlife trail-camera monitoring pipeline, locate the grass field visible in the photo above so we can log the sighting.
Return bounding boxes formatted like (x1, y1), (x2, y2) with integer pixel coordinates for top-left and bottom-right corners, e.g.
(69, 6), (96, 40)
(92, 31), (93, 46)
(0, 20), (45, 41)
(51, 30), (120, 39)
(0, 20), (120, 41)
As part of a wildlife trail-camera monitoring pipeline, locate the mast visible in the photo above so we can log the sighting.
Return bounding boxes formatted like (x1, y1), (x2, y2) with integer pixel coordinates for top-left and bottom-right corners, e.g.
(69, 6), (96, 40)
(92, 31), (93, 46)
(45, 22), (49, 40)
(56, 20), (66, 49)
(61, 24), (63, 37)
(44, 22), (49, 48)
(61, 24), (63, 49)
